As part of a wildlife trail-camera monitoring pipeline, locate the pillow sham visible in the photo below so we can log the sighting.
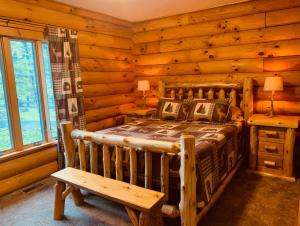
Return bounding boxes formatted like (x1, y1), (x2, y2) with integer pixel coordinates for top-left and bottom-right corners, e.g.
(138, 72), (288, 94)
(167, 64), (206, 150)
(187, 99), (230, 123)
(155, 98), (190, 121)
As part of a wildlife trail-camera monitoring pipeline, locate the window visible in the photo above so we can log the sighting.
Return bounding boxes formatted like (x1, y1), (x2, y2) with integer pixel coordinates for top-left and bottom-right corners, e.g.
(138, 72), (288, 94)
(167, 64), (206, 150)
(0, 53), (12, 151)
(0, 37), (57, 153)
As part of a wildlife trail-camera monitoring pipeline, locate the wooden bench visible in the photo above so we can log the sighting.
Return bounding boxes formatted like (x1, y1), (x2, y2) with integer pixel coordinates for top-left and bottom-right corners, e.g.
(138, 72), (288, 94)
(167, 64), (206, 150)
(51, 167), (165, 226)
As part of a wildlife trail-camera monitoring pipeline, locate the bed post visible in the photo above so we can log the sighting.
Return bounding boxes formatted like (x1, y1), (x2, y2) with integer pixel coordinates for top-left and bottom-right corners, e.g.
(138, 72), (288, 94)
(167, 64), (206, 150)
(158, 80), (165, 98)
(60, 121), (76, 167)
(243, 78), (253, 122)
(179, 135), (197, 226)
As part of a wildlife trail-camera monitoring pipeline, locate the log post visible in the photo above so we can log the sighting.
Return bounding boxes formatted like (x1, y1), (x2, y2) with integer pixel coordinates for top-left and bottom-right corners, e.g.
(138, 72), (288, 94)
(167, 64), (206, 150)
(115, 146), (123, 181)
(160, 153), (169, 201)
(145, 151), (152, 189)
(90, 142), (98, 174)
(60, 121), (75, 167)
(158, 80), (165, 98)
(130, 148), (137, 185)
(284, 128), (296, 177)
(103, 144), (111, 178)
(53, 181), (66, 220)
(243, 78), (253, 122)
(78, 140), (87, 171)
(179, 135), (196, 226)
(249, 126), (258, 170)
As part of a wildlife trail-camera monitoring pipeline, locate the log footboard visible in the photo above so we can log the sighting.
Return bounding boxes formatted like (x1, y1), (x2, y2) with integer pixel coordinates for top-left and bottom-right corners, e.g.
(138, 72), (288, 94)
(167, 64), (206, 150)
(60, 122), (243, 226)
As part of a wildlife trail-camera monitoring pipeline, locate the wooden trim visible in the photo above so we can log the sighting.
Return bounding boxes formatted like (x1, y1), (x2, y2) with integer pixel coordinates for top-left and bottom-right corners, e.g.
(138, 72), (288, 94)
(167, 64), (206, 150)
(0, 141), (57, 163)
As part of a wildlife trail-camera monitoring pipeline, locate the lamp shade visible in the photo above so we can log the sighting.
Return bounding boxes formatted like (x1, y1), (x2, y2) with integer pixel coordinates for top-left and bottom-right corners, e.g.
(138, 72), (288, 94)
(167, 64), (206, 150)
(137, 80), (150, 92)
(264, 76), (283, 91)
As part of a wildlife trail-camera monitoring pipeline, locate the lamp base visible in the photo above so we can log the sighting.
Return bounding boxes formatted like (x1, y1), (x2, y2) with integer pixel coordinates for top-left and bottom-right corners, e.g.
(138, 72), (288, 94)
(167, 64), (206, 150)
(265, 97), (275, 117)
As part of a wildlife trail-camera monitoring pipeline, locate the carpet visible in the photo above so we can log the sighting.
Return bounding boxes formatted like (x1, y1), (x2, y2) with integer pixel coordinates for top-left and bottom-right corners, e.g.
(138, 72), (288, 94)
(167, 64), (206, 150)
(0, 169), (299, 226)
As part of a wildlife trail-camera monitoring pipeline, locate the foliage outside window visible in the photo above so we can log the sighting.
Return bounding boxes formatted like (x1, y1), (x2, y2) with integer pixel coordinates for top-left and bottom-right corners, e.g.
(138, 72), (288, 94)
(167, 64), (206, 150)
(0, 38), (57, 153)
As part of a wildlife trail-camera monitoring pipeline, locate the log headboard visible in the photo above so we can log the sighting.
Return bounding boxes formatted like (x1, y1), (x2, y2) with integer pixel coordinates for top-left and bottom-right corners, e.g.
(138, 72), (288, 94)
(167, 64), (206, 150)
(158, 78), (253, 121)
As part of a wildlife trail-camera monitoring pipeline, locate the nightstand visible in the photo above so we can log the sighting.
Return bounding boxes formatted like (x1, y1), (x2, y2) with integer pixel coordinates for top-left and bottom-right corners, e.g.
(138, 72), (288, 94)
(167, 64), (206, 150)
(248, 114), (298, 180)
(121, 107), (156, 123)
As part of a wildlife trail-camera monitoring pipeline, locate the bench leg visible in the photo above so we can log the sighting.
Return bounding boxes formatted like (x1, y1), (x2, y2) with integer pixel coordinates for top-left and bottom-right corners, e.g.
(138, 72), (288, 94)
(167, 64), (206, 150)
(139, 207), (164, 226)
(71, 187), (84, 206)
(54, 181), (66, 220)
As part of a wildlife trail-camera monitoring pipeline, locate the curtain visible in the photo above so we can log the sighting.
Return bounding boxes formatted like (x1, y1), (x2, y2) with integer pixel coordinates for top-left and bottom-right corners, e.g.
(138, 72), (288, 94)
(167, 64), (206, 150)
(45, 27), (86, 168)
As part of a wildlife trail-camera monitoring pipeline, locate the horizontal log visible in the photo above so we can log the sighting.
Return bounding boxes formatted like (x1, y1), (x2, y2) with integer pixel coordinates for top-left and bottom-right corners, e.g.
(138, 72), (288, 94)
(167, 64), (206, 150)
(80, 58), (133, 72)
(84, 94), (135, 110)
(86, 103), (135, 123)
(81, 72), (134, 85)
(83, 82), (134, 97)
(133, 13), (265, 43)
(135, 71), (300, 87)
(15, 0), (131, 27)
(132, 0), (300, 32)
(135, 59), (263, 76)
(79, 45), (133, 61)
(135, 39), (300, 65)
(266, 7), (300, 27)
(71, 130), (180, 153)
(0, 147), (57, 180)
(78, 31), (133, 50)
(254, 100), (300, 114)
(0, 25), (44, 40)
(0, 161), (58, 197)
(264, 56), (300, 71)
(133, 23), (300, 55)
(86, 115), (125, 132)
(0, 0), (132, 38)
(254, 86), (300, 101)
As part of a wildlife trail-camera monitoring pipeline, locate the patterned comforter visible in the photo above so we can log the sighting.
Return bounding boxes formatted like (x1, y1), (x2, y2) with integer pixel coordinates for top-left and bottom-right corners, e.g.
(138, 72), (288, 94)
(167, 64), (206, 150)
(97, 119), (245, 206)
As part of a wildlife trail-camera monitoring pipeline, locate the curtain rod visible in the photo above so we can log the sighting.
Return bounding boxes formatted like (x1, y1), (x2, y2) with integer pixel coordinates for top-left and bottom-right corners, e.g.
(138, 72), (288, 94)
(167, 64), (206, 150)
(0, 16), (76, 32)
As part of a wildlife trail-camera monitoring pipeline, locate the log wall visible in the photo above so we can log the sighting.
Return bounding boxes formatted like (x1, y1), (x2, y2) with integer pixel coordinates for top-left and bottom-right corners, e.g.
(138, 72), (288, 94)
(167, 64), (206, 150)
(0, 0), (136, 132)
(132, 0), (300, 118)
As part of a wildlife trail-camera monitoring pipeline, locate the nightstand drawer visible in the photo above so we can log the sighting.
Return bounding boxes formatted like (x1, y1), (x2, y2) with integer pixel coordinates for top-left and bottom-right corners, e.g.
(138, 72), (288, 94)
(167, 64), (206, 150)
(258, 127), (285, 143)
(258, 141), (284, 156)
(257, 155), (283, 175)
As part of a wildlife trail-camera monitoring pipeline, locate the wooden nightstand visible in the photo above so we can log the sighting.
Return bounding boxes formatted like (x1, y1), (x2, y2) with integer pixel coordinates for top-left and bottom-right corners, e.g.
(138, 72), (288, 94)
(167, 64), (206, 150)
(248, 114), (298, 180)
(121, 107), (156, 123)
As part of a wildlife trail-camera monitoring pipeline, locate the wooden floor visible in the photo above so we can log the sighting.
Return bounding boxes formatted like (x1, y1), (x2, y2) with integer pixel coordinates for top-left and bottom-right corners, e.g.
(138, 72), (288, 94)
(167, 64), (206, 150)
(0, 169), (299, 226)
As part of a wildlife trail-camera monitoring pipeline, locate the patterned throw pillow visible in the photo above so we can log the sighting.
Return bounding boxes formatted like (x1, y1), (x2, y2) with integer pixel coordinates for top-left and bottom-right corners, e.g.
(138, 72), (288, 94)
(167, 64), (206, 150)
(156, 98), (191, 121)
(187, 99), (230, 123)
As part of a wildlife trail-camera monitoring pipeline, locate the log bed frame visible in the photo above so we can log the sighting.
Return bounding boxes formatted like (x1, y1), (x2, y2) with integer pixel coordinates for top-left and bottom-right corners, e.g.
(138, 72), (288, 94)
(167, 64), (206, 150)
(61, 78), (253, 226)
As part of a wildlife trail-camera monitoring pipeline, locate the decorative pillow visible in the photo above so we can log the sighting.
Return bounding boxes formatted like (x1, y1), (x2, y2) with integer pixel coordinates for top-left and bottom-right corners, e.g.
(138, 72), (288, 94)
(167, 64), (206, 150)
(155, 98), (190, 121)
(187, 99), (230, 123)
(229, 106), (243, 121)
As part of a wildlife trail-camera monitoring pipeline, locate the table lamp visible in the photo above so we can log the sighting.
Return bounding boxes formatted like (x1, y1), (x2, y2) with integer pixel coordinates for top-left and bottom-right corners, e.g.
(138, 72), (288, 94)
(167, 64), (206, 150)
(138, 80), (150, 108)
(263, 76), (283, 117)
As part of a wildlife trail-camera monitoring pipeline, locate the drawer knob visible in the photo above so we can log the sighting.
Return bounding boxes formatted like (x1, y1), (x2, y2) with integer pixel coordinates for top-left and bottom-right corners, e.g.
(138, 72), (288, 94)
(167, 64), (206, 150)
(265, 131), (278, 137)
(264, 145), (278, 153)
(264, 160), (276, 167)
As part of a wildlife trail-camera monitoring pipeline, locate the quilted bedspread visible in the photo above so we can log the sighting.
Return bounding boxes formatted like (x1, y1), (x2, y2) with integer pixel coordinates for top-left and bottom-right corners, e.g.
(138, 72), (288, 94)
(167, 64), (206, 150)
(97, 119), (245, 206)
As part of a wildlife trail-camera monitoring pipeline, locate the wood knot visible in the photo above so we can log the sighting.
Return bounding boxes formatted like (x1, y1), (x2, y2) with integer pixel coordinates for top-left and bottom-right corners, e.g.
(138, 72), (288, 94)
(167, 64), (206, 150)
(204, 50), (208, 54)
(174, 59), (179, 63)
(208, 55), (214, 59)
(184, 154), (189, 159)
(258, 52), (264, 56)
(274, 45), (279, 48)
(178, 40), (183, 44)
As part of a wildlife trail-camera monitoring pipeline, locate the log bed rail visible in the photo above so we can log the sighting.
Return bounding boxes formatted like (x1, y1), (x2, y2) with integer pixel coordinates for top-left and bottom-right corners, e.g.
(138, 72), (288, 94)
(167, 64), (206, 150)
(60, 78), (253, 226)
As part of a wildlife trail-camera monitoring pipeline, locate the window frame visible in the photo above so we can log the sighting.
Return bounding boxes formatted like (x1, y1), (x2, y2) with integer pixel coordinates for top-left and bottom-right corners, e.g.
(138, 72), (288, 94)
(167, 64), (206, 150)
(0, 36), (57, 155)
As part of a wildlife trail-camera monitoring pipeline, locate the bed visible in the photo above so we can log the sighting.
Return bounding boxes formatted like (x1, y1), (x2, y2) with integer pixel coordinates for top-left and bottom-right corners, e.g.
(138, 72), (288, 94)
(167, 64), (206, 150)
(61, 78), (253, 226)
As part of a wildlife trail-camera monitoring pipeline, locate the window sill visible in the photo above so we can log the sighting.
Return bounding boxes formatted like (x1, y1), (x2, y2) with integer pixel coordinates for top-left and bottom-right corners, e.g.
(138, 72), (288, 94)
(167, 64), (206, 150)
(0, 141), (58, 163)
